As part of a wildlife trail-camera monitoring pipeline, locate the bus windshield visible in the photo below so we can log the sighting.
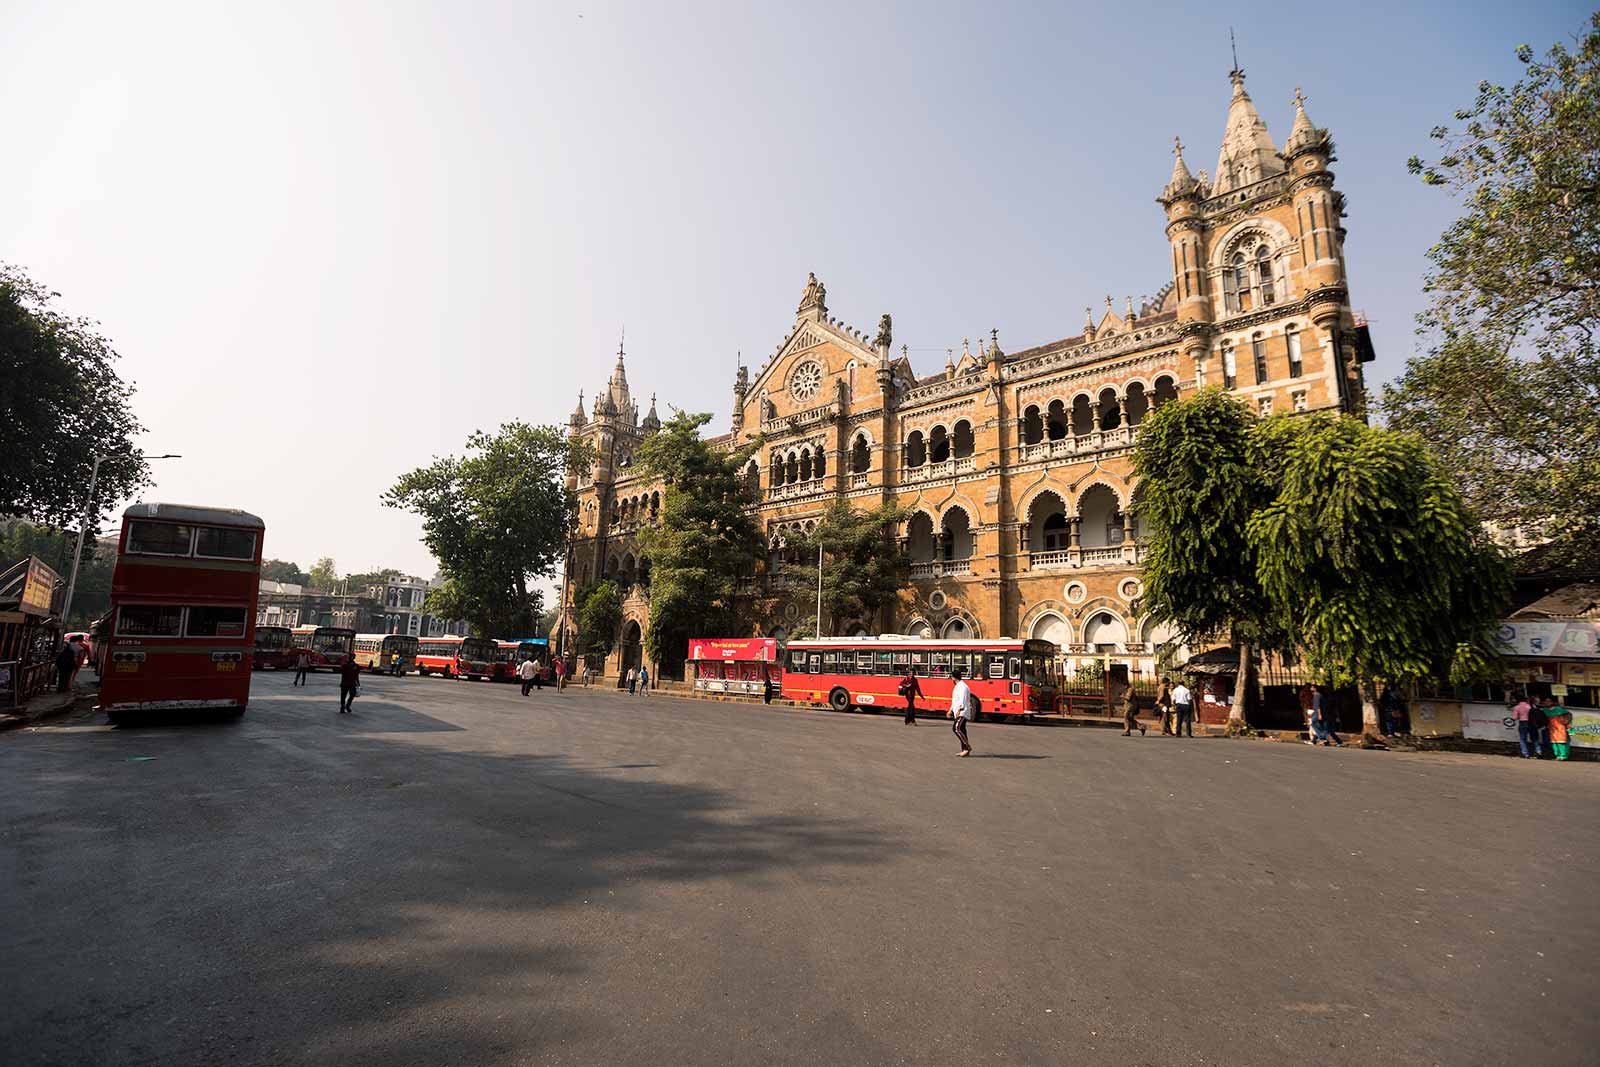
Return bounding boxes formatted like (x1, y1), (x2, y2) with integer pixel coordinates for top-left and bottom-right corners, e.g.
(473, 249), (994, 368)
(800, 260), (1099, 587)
(460, 638), (497, 661)
(314, 631), (353, 654)
(255, 628), (290, 650)
(1023, 654), (1056, 688)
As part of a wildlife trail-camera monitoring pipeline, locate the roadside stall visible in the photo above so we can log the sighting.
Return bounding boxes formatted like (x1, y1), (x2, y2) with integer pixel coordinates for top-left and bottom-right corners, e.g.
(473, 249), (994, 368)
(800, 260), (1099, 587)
(1461, 584), (1600, 751)
(688, 638), (780, 697)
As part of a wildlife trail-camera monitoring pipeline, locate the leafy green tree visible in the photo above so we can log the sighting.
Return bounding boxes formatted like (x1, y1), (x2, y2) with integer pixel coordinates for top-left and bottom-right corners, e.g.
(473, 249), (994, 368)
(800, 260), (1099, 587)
(633, 411), (763, 673)
(344, 568), (403, 595)
(0, 264), (149, 531)
(307, 557), (339, 592)
(1391, 17), (1600, 566)
(261, 559), (310, 585)
(1131, 389), (1287, 724)
(1249, 416), (1511, 738)
(781, 498), (909, 636)
(576, 580), (622, 659)
(385, 422), (587, 637)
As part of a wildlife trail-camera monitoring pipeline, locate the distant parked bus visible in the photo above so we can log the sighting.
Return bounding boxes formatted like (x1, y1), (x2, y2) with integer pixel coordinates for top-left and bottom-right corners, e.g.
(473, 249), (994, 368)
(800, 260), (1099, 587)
(415, 636), (497, 680)
(96, 502), (264, 724)
(781, 637), (1058, 722)
(290, 625), (356, 670)
(252, 625), (295, 670)
(353, 633), (419, 676)
(493, 638), (549, 682)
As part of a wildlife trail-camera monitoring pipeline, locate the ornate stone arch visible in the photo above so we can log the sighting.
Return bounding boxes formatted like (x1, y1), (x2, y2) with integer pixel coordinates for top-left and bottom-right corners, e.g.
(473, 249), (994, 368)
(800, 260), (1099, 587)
(1072, 596), (1131, 627)
(937, 494), (982, 527)
(1210, 217), (1295, 269)
(1018, 482), (1072, 524)
(1067, 475), (1130, 513)
(1022, 600), (1076, 643)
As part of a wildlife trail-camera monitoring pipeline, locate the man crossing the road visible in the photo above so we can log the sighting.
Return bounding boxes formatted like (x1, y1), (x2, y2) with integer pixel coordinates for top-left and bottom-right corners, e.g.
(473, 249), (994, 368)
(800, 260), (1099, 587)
(518, 657), (539, 696)
(948, 667), (973, 757)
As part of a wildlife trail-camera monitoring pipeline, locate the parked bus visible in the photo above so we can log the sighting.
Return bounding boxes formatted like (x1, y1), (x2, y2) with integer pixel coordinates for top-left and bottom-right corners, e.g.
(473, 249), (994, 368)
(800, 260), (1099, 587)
(415, 636), (497, 680)
(252, 624), (296, 670)
(688, 638), (780, 697)
(289, 625), (356, 669)
(353, 633), (419, 676)
(96, 502), (264, 724)
(493, 638), (549, 682)
(781, 637), (1059, 721)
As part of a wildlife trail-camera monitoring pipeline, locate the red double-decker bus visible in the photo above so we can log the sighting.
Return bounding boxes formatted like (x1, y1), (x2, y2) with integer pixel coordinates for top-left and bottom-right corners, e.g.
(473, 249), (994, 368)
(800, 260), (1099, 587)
(415, 636), (497, 680)
(97, 503), (265, 724)
(252, 624), (296, 670)
(781, 637), (1058, 721)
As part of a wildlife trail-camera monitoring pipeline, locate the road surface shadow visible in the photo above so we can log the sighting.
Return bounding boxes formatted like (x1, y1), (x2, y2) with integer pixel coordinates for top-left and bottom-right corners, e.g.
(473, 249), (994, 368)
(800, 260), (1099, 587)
(3, 718), (894, 1065)
(969, 753), (1048, 760)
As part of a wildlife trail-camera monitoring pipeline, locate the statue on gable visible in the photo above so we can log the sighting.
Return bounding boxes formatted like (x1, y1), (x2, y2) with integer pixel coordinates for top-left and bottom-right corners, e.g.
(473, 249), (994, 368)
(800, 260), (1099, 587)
(799, 272), (827, 315)
(874, 313), (893, 349)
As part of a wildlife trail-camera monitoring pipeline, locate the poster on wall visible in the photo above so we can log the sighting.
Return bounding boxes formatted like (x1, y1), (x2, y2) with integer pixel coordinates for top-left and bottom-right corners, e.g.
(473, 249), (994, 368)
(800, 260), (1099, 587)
(1495, 620), (1600, 659)
(1461, 702), (1518, 744)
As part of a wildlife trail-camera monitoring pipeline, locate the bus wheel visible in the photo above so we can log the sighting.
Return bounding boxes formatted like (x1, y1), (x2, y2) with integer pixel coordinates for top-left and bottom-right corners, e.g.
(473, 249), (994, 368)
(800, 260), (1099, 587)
(970, 697), (983, 723)
(828, 688), (851, 712)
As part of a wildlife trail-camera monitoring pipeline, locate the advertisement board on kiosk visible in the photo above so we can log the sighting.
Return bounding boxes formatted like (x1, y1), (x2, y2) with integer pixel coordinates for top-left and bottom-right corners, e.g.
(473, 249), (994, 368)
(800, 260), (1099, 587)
(688, 638), (779, 696)
(1464, 616), (1600, 748)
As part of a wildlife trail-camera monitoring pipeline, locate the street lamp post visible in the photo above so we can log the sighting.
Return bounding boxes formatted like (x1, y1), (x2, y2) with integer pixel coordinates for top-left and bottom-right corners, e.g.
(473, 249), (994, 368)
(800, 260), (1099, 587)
(61, 453), (180, 626)
(815, 543), (823, 639)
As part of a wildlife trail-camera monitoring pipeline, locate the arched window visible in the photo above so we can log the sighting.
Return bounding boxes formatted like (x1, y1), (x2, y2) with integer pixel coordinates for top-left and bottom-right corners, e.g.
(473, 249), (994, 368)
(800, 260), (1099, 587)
(1070, 395), (1095, 436)
(1047, 400), (1070, 441)
(1124, 382), (1149, 425)
(799, 449), (812, 482)
(952, 420), (974, 459)
(940, 508), (973, 561)
(745, 461), (760, 498)
(929, 426), (950, 464)
(851, 434), (870, 474)
(785, 452), (799, 485)
(770, 452), (784, 486)
(1153, 375), (1179, 407)
(1097, 388), (1121, 431)
(1252, 333), (1269, 384)
(1231, 252), (1252, 312)
(1286, 325), (1304, 379)
(1026, 491), (1068, 553)
(1221, 343), (1238, 390)
(814, 448), (825, 480)
(1256, 245), (1275, 306)
(905, 430), (926, 469)
(1022, 405), (1044, 445)
(650, 491), (660, 519)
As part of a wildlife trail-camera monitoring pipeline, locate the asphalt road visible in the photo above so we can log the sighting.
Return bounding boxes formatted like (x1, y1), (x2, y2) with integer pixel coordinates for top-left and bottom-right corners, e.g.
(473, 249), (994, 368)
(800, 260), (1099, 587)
(2, 672), (1595, 1066)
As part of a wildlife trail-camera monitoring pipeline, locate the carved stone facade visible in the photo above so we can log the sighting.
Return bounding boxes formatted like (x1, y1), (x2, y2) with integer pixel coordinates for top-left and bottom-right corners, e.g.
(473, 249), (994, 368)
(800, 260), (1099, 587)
(559, 70), (1373, 680)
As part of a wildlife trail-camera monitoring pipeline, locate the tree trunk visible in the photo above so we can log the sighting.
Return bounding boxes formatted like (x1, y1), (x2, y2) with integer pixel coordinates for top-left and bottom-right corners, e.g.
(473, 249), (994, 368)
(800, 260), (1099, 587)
(1359, 679), (1386, 746)
(1230, 641), (1250, 725)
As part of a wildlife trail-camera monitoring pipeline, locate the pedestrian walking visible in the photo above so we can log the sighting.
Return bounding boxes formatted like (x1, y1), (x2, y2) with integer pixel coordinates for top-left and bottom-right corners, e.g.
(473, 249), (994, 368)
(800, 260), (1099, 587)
(518, 657), (539, 696)
(1532, 697), (1552, 755)
(1121, 684), (1146, 736)
(70, 636), (90, 688)
(638, 664), (649, 696)
(763, 670), (776, 704)
(293, 649), (311, 687)
(1380, 686), (1405, 736)
(54, 638), (78, 693)
(1156, 680), (1174, 735)
(1312, 685), (1344, 746)
(1512, 695), (1543, 758)
(627, 667), (637, 694)
(1171, 679), (1194, 737)
(948, 667), (973, 756)
(554, 657), (567, 693)
(1547, 699), (1573, 761)
(338, 655), (361, 713)
(898, 668), (922, 725)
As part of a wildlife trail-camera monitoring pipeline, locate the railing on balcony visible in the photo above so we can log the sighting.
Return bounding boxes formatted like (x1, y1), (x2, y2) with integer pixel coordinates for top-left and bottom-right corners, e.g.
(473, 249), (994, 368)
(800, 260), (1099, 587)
(1018, 425), (1138, 464)
(850, 472), (869, 489)
(901, 455), (977, 484)
(766, 478), (826, 501)
(1029, 549), (1072, 570)
(909, 559), (973, 579)
(1081, 545), (1126, 565)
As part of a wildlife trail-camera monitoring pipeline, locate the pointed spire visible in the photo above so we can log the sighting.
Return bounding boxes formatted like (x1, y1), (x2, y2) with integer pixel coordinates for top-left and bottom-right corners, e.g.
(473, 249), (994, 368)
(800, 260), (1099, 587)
(642, 391), (660, 432)
(1126, 295), (1136, 321)
(608, 332), (632, 414)
(988, 327), (1003, 362)
(1213, 67), (1284, 194)
(1284, 85), (1329, 158)
(1160, 135), (1201, 203)
(1084, 306), (1096, 340)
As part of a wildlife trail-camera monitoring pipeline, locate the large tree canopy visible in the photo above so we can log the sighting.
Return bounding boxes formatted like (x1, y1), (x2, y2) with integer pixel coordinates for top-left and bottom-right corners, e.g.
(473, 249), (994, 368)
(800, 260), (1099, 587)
(0, 264), (148, 531)
(386, 422), (586, 637)
(780, 498), (908, 637)
(1249, 416), (1511, 733)
(1389, 17), (1600, 566)
(634, 411), (762, 670)
(575, 580), (622, 660)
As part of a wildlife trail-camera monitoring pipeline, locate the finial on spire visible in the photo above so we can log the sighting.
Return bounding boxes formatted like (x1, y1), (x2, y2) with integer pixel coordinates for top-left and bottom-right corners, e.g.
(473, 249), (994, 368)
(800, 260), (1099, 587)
(1105, 294), (1114, 311)
(1229, 26), (1239, 74)
(1174, 135), (1184, 158)
(1293, 85), (1306, 111)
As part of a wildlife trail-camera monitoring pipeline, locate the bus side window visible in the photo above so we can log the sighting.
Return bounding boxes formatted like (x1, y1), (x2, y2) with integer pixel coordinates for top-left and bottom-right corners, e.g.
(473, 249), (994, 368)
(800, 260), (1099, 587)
(988, 654), (1005, 679)
(1007, 656), (1021, 679)
(809, 654), (822, 673)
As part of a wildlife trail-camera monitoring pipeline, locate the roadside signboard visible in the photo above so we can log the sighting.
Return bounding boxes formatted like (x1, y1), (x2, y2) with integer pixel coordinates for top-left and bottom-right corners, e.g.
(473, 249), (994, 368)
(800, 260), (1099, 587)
(1495, 620), (1600, 660)
(19, 557), (59, 617)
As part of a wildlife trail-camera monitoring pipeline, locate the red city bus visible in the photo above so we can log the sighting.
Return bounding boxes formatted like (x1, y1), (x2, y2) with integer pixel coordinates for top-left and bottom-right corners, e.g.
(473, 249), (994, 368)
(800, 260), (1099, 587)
(97, 503), (264, 724)
(494, 639), (549, 682)
(290, 625), (356, 670)
(252, 625), (295, 670)
(688, 638), (781, 696)
(415, 636), (497, 680)
(781, 637), (1059, 721)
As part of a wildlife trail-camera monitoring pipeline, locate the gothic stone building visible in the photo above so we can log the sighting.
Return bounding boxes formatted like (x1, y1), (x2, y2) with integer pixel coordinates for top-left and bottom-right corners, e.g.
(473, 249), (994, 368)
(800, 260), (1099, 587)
(559, 70), (1372, 680)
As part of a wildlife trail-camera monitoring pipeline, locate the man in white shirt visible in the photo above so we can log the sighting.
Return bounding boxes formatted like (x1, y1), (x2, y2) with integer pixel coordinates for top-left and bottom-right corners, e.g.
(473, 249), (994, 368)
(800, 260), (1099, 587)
(1171, 680), (1194, 737)
(948, 668), (973, 756)
(518, 657), (539, 697)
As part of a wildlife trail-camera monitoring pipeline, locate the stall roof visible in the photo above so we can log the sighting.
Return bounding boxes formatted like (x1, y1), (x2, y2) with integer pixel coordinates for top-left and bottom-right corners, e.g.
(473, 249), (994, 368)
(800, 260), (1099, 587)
(1510, 582), (1600, 621)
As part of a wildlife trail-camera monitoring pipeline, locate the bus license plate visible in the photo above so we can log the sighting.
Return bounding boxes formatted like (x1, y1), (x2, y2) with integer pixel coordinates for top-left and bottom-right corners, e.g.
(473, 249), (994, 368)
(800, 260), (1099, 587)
(216, 661), (236, 672)
(116, 662), (139, 673)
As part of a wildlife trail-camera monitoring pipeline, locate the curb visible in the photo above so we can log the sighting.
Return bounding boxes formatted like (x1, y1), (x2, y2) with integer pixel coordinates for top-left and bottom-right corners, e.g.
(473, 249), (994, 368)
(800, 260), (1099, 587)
(0, 687), (97, 733)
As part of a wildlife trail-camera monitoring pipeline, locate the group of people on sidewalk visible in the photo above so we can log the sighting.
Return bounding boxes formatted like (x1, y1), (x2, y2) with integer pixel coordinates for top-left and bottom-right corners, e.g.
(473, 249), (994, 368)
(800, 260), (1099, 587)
(621, 665), (650, 695)
(518, 656), (567, 696)
(1511, 694), (1575, 761)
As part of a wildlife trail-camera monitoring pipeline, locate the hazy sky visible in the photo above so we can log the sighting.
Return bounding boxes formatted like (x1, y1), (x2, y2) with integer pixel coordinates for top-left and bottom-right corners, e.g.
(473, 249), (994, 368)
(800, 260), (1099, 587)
(4, 0), (1588, 586)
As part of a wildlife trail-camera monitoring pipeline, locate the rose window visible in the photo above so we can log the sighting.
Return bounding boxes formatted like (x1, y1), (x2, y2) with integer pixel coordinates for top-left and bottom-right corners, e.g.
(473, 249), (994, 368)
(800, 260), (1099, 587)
(790, 360), (822, 403)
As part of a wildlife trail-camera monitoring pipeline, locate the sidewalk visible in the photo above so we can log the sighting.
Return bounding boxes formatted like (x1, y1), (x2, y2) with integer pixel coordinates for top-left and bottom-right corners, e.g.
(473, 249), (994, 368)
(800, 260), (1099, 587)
(0, 681), (96, 732)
